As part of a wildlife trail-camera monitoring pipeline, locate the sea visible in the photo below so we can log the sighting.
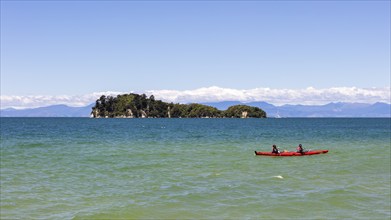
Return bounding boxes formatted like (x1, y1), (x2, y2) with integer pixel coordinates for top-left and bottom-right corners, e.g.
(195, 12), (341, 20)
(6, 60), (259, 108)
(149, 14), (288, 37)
(1, 118), (390, 219)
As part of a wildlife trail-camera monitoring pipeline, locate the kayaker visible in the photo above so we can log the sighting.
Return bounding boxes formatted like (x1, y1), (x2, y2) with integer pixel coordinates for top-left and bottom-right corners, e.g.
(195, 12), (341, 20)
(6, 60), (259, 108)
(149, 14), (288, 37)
(272, 145), (280, 154)
(296, 144), (304, 154)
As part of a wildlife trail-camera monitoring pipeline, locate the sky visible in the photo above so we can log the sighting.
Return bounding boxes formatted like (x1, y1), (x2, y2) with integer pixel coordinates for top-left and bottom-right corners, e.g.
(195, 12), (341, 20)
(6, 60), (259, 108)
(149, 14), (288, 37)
(1, 1), (390, 108)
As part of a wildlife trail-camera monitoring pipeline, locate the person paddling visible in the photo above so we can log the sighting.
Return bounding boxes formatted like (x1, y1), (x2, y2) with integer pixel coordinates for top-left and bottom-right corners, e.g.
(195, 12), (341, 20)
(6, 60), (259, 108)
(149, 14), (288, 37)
(272, 145), (280, 154)
(296, 144), (304, 154)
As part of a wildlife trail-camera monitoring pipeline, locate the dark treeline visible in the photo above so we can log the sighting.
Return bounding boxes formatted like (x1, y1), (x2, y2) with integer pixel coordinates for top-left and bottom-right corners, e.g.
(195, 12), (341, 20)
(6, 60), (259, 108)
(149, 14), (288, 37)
(91, 93), (267, 118)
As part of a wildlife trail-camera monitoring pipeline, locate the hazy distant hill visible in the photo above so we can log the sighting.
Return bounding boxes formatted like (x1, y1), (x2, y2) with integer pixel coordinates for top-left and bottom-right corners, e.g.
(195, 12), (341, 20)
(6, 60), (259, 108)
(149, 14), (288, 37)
(0, 104), (94, 117)
(203, 102), (391, 118)
(1, 102), (390, 117)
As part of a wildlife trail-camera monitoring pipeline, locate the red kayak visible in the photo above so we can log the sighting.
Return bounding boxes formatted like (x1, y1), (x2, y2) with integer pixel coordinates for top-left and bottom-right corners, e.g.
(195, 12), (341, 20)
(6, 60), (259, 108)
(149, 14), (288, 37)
(254, 150), (328, 156)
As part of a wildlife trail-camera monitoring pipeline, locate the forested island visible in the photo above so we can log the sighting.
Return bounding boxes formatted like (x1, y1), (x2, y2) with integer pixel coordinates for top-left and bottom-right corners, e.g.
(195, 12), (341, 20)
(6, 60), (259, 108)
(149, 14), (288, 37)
(91, 93), (267, 118)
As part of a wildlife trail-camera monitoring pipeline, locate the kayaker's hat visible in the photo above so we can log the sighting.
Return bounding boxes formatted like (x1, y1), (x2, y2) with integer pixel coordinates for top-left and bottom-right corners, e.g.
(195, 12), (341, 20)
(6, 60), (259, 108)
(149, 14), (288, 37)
(299, 144), (302, 147)
(273, 145), (276, 147)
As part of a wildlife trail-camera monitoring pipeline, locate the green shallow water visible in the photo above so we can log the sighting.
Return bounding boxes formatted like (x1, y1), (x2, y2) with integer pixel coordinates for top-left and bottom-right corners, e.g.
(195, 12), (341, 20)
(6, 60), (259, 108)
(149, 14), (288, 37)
(1, 118), (390, 219)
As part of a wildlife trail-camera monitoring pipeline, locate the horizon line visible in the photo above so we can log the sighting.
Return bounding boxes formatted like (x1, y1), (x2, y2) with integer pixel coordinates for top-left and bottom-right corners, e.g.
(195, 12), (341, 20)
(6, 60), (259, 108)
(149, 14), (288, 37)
(2, 101), (391, 111)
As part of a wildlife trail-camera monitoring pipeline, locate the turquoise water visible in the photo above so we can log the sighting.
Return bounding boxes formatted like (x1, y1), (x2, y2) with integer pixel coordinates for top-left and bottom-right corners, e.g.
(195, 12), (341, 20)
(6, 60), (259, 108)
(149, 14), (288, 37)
(1, 118), (390, 219)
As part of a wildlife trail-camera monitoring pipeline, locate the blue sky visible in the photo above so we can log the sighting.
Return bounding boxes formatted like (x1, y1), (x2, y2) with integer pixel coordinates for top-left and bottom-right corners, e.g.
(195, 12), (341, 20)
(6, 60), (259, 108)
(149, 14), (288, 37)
(1, 1), (390, 108)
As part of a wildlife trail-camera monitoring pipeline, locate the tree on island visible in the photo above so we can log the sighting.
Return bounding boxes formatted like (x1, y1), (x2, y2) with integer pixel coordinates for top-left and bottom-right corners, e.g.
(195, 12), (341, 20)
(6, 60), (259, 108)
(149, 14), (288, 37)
(91, 93), (267, 118)
(224, 105), (266, 118)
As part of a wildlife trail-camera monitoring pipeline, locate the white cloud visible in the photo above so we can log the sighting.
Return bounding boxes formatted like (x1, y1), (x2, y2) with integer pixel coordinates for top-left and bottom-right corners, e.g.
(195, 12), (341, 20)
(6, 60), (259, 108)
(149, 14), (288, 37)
(1, 86), (390, 109)
(147, 86), (391, 105)
(0, 91), (125, 109)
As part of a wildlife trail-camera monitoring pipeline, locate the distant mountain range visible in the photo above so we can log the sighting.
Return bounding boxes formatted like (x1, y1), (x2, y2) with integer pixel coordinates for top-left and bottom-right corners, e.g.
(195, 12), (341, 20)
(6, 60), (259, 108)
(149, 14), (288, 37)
(1, 102), (390, 117)
(0, 104), (95, 117)
(202, 101), (391, 117)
